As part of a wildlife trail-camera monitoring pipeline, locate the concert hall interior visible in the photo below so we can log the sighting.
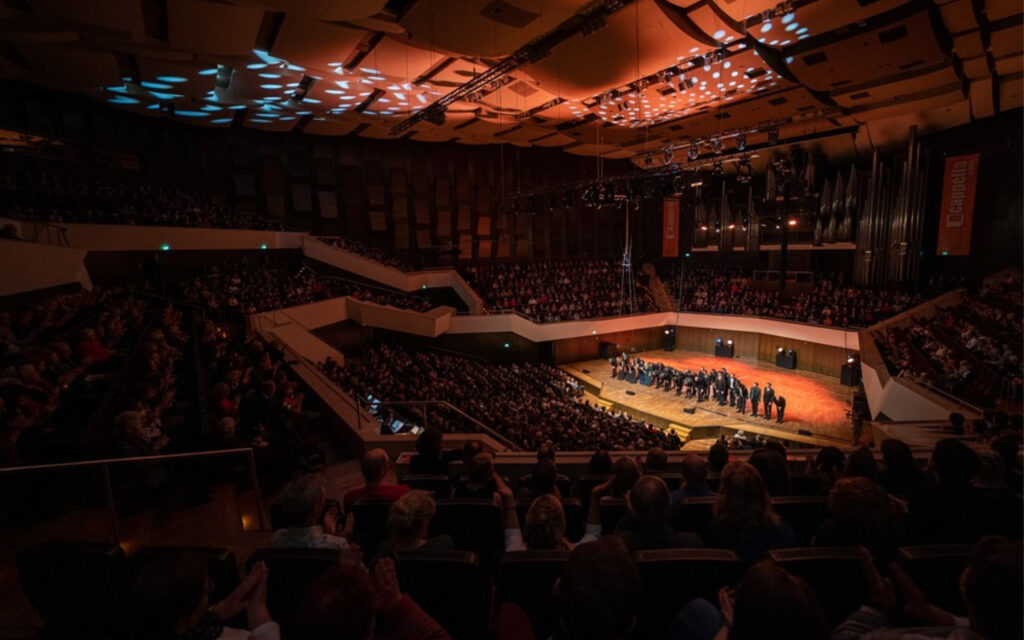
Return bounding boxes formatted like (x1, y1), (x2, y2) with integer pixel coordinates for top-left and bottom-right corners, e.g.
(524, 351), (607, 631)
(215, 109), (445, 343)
(0, 1), (1021, 639)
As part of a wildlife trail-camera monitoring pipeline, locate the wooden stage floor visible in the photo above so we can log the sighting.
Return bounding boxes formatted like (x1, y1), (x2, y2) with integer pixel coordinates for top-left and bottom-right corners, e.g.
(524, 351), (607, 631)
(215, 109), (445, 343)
(563, 350), (855, 447)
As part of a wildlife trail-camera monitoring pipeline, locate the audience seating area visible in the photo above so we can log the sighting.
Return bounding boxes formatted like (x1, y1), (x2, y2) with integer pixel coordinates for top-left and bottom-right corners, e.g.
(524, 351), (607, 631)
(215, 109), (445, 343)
(1, 171), (287, 230)
(874, 278), (1024, 407)
(662, 265), (927, 328)
(462, 259), (660, 322)
(319, 343), (682, 451)
(13, 434), (1022, 640)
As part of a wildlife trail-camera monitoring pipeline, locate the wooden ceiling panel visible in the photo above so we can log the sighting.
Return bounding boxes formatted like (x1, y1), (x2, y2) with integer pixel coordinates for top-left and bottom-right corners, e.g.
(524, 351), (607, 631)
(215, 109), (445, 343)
(256, 0), (385, 22)
(28, 0), (146, 41)
(400, 0), (590, 58)
(788, 12), (944, 93)
(270, 15), (365, 74)
(167, 0), (265, 57)
(525, 0), (705, 99)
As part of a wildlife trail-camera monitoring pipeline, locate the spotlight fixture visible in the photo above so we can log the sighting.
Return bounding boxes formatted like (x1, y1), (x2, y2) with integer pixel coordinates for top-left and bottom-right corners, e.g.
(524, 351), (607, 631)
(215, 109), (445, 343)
(688, 144), (700, 160)
(726, 338), (734, 346)
(736, 156), (753, 184)
(777, 346), (784, 353)
(847, 355), (856, 364)
(768, 127), (779, 145)
(711, 138), (723, 155)
(788, 218), (798, 226)
(662, 147), (674, 165)
(736, 134), (747, 151)
(700, 224), (708, 231)
(727, 223), (736, 230)
(716, 338), (724, 347)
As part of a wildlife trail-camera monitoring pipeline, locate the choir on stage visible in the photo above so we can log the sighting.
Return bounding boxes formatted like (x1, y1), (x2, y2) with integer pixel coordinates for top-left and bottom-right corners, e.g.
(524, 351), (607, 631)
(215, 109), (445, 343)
(609, 354), (787, 424)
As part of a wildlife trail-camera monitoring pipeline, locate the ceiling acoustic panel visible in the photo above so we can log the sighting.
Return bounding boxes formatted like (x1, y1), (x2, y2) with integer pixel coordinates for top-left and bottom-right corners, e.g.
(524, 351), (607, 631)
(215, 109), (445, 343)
(400, 0), (591, 58)
(167, 0), (266, 57)
(786, 12), (944, 93)
(270, 15), (365, 75)
(256, 0), (386, 22)
(28, 0), (146, 41)
(526, 0), (706, 99)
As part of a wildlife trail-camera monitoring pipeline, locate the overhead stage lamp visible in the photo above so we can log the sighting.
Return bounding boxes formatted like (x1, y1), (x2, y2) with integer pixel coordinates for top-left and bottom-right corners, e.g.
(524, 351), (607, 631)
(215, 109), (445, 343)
(662, 147), (674, 165)
(688, 144), (700, 160)
(847, 355), (857, 364)
(726, 339), (734, 346)
(788, 218), (798, 226)
(711, 138), (723, 155)
(777, 346), (784, 353)
(736, 134), (747, 151)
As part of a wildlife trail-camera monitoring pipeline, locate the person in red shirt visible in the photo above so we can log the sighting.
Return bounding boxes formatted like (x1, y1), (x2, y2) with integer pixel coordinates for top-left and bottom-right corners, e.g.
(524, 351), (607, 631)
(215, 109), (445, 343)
(343, 449), (410, 513)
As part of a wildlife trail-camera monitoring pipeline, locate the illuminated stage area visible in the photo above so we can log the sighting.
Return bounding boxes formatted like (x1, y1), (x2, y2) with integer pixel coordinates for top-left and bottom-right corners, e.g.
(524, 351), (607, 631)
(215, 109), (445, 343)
(563, 349), (856, 447)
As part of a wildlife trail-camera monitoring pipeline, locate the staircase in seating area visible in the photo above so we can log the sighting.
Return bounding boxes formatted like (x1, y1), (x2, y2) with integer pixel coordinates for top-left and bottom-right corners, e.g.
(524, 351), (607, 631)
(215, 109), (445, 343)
(642, 263), (673, 312)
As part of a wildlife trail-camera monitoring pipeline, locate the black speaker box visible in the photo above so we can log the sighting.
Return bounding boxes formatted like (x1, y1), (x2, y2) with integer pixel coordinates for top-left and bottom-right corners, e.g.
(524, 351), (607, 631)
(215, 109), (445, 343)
(841, 363), (861, 386)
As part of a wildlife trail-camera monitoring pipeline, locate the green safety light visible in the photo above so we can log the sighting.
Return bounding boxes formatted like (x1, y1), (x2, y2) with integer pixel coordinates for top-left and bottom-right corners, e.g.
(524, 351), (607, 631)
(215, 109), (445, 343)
(160, 243), (171, 251)
(941, 251), (949, 256)
(260, 243), (268, 250)
(503, 342), (511, 348)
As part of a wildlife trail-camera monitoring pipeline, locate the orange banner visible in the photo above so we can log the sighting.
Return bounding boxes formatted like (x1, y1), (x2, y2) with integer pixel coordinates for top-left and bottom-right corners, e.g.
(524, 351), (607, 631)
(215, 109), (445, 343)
(936, 153), (979, 256)
(662, 196), (680, 257)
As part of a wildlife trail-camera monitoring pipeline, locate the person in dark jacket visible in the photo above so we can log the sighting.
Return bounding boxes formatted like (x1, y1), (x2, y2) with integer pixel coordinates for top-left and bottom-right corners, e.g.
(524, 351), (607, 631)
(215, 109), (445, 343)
(762, 383), (775, 420)
(749, 382), (762, 418)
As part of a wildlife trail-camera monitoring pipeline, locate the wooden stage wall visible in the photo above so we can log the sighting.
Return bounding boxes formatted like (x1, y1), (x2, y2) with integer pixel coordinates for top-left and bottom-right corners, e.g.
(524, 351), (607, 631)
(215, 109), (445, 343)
(672, 326), (852, 377)
(552, 327), (666, 364)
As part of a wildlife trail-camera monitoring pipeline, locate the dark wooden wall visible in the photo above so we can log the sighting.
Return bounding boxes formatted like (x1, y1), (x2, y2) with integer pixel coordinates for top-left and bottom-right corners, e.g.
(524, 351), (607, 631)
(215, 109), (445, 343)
(673, 326), (848, 377)
(0, 81), (643, 265)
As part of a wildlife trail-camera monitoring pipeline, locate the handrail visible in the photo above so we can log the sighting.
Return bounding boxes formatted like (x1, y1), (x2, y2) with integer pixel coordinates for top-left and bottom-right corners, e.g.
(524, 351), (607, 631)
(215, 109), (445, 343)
(369, 399), (519, 451)
(894, 372), (984, 414)
(302, 261), (431, 303)
(0, 446), (265, 541)
(0, 446), (258, 473)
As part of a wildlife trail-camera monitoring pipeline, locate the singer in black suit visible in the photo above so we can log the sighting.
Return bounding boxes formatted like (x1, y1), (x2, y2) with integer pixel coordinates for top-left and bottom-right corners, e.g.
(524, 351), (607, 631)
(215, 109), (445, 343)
(749, 382), (761, 417)
(775, 395), (786, 423)
(762, 383), (775, 420)
(736, 383), (748, 414)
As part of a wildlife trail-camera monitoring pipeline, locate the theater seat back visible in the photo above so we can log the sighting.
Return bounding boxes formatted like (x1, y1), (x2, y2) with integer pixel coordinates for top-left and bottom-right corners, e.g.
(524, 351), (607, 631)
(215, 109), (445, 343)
(898, 545), (973, 615)
(772, 496), (828, 545)
(432, 499), (503, 555)
(634, 548), (744, 639)
(246, 547), (342, 637)
(768, 547), (867, 626)
(17, 541), (128, 639)
(398, 550), (487, 640)
(599, 497), (627, 535)
(401, 475), (452, 498)
(497, 550), (571, 639)
(673, 496), (718, 537)
(351, 499), (395, 553)
(131, 546), (239, 605)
